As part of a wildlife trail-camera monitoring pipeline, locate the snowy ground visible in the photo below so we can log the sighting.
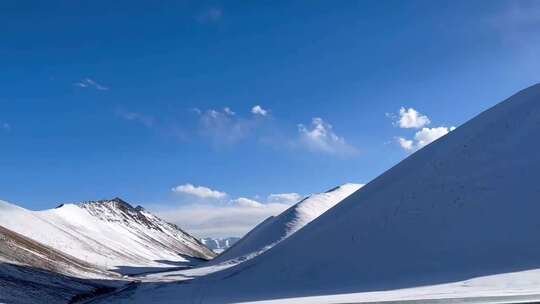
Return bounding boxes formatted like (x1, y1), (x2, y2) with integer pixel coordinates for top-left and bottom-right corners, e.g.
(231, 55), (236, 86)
(90, 266), (540, 304)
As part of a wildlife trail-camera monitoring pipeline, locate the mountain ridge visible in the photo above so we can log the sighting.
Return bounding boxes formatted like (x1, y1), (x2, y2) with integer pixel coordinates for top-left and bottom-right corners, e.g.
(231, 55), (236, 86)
(211, 183), (363, 264)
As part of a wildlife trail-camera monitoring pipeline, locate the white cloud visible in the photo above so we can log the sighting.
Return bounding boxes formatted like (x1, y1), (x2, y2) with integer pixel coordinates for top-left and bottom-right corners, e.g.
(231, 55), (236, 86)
(74, 78), (109, 91)
(231, 197), (264, 208)
(267, 193), (303, 204)
(251, 105), (268, 116)
(154, 200), (289, 238)
(171, 184), (227, 199)
(398, 126), (456, 152)
(223, 107), (235, 116)
(155, 184), (307, 237)
(397, 137), (415, 152)
(397, 107), (431, 129)
(415, 126), (456, 148)
(298, 117), (358, 156)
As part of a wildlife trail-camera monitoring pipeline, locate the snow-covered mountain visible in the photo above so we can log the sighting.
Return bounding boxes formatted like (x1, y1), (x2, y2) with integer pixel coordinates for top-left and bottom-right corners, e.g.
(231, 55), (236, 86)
(201, 237), (240, 253)
(211, 183), (362, 264)
(0, 198), (215, 272)
(120, 84), (540, 303)
(0, 225), (120, 304)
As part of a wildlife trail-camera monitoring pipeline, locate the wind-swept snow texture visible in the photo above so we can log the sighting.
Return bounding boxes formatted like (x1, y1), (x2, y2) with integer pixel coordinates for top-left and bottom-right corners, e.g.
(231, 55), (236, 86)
(212, 183), (362, 264)
(0, 198), (215, 271)
(125, 83), (540, 303)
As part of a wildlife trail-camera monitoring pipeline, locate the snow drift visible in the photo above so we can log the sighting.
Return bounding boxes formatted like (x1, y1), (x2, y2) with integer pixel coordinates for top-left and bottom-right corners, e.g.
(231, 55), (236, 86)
(0, 198), (215, 272)
(212, 183), (362, 264)
(159, 83), (540, 302)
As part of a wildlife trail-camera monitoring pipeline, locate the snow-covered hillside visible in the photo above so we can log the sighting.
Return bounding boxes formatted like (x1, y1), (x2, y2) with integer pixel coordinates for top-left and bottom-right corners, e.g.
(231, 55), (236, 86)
(0, 225), (115, 279)
(201, 237), (240, 253)
(211, 183), (362, 264)
(0, 198), (215, 272)
(0, 225), (121, 304)
(108, 83), (540, 303)
(190, 83), (540, 302)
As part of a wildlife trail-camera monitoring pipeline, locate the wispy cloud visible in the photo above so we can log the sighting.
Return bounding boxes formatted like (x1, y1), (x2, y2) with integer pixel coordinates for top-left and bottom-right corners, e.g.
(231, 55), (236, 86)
(74, 78), (109, 91)
(117, 105), (272, 145)
(116, 109), (155, 128)
(197, 107), (267, 145)
(118, 105), (361, 158)
(155, 200), (289, 238)
(297, 117), (358, 156)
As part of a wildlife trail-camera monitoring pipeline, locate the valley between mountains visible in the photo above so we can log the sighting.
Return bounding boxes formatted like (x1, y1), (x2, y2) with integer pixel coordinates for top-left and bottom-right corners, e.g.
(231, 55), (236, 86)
(3, 84), (540, 303)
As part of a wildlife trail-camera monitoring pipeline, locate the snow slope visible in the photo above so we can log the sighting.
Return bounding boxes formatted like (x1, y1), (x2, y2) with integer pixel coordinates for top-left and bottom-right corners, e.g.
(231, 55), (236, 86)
(0, 198), (215, 272)
(212, 183), (362, 264)
(0, 225), (121, 304)
(114, 83), (540, 303)
(0, 225), (115, 279)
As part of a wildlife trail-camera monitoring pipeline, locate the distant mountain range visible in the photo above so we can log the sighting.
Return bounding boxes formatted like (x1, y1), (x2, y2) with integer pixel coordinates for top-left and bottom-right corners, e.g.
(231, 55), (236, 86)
(200, 237), (241, 253)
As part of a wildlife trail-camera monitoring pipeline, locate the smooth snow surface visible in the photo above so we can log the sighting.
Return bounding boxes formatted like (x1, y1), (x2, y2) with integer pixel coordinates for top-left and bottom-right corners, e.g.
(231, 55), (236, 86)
(95, 268), (540, 304)
(212, 183), (362, 264)
(104, 83), (540, 303)
(0, 198), (215, 271)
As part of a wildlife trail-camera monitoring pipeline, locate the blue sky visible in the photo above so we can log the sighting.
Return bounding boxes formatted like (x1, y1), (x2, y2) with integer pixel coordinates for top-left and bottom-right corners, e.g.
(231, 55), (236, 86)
(1, 1), (539, 236)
